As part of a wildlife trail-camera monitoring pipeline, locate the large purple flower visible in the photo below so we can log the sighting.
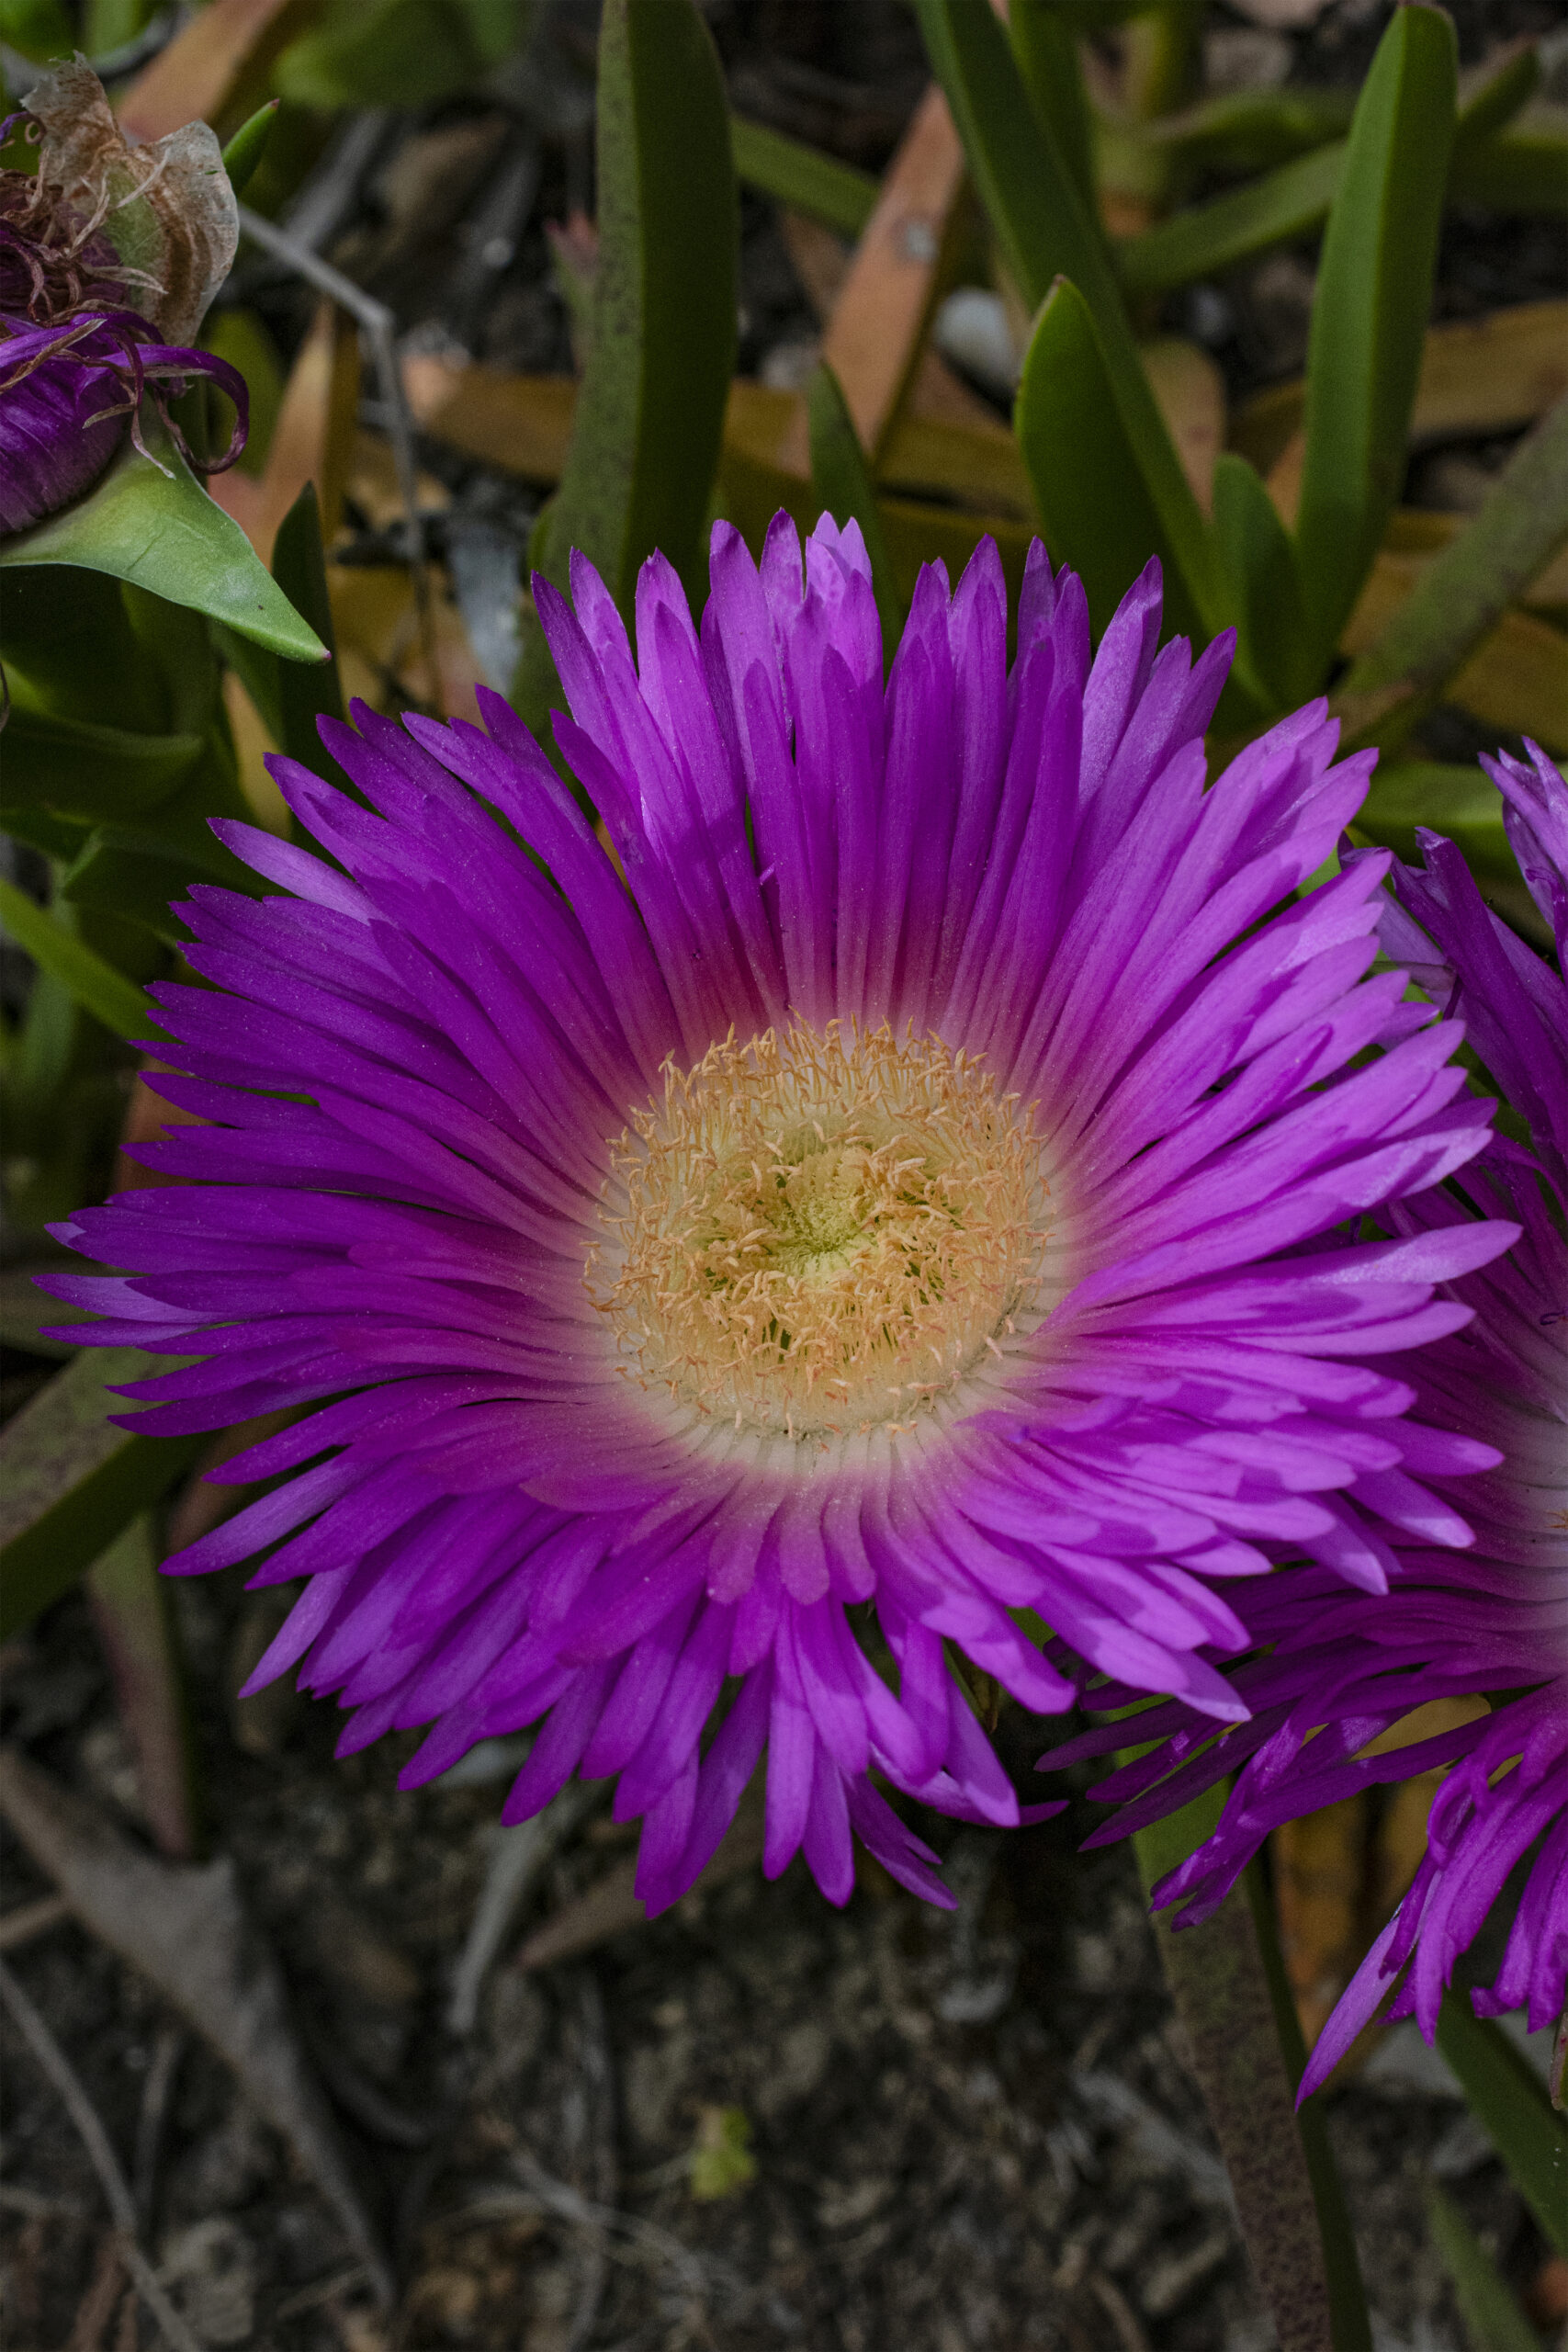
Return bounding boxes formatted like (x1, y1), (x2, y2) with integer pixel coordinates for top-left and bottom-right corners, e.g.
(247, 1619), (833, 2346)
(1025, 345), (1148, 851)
(46, 521), (1513, 1912)
(0, 63), (246, 536)
(1047, 741), (1566, 2083)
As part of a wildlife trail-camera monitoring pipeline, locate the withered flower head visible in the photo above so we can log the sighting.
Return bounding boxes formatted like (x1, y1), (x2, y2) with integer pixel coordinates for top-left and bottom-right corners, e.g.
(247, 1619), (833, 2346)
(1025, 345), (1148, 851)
(0, 60), (248, 536)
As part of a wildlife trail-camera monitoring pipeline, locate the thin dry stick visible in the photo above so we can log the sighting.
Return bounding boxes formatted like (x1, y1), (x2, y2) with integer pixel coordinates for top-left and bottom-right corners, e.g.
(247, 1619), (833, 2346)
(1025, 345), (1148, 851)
(446, 1777), (601, 2036)
(132, 2023), (186, 2234)
(65, 2230), (125, 2352)
(234, 198), (436, 698)
(0, 1957), (207, 2352)
(0, 1892), (71, 1951)
(567, 1973), (617, 2352)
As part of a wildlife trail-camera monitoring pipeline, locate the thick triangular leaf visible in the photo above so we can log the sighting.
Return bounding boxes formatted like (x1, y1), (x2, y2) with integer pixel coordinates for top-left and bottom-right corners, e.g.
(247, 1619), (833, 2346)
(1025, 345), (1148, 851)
(1017, 278), (1265, 717)
(1119, 142), (1345, 297)
(1132, 1792), (1372, 2352)
(216, 481), (346, 779)
(1009, 0), (1094, 208)
(1294, 6), (1458, 667)
(0, 411), (328, 662)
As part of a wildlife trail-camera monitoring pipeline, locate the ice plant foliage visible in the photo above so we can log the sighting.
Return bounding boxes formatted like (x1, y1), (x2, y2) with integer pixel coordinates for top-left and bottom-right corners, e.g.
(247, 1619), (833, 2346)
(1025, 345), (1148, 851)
(1049, 741), (1566, 2078)
(47, 518), (1515, 1912)
(0, 62), (245, 536)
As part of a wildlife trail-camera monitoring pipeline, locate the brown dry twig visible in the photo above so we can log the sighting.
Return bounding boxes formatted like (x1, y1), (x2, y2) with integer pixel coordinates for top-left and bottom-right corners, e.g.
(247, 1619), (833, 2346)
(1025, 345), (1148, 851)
(0, 1747), (393, 2304)
(0, 1954), (207, 2352)
(234, 201), (435, 693)
(0, 1891), (70, 1951)
(566, 1973), (618, 2352)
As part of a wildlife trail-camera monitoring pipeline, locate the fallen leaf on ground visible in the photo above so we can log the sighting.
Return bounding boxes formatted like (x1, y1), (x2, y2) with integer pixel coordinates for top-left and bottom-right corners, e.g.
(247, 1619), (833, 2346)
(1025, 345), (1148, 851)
(211, 301), (360, 563)
(1234, 300), (1568, 479)
(1271, 1800), (1368, 2050)
(1341, 555), (1567, 751)
(1143, 338), (1225, 516)
(0, 1747), (391, 2304)
(85, 1517), (197, 1861)
(805, 84), (968, 471)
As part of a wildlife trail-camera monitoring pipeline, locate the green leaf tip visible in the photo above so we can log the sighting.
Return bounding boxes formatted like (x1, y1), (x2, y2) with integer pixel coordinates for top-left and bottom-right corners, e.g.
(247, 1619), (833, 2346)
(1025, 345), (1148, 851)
(221, 100), (279, 198)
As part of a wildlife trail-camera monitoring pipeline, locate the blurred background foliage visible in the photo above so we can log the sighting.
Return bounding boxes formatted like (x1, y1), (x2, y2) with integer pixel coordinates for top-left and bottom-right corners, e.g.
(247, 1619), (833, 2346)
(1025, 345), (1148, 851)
(0, 0), (1565, 2338)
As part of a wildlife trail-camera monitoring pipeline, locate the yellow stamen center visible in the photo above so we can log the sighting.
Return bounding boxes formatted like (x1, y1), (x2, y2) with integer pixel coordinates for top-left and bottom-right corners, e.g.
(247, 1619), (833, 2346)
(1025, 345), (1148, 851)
(587, 1020), (1049, 1440)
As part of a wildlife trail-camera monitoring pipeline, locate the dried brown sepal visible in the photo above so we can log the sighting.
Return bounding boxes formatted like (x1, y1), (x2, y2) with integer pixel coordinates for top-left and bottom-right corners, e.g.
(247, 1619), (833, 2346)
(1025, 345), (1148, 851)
(21, 59), (237, 342)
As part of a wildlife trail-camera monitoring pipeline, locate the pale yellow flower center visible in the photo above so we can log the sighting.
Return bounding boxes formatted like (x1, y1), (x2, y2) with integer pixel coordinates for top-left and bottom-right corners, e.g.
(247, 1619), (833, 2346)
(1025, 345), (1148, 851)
(588, 1020), (1049, 1440)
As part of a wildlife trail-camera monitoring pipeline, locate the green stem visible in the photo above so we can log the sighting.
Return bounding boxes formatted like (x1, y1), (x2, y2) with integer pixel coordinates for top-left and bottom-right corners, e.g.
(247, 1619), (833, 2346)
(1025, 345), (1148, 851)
(1134, 1810), (1373, 2352)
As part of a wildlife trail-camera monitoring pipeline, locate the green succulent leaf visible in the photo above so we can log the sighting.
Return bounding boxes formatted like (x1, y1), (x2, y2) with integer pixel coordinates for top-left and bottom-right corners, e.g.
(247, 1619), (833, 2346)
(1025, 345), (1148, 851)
(516, 0), (738, 722)
(917, 0), (1228, 646)
(217, 483), (346, 786)
(914, 0), (1109, 318)
(1, 0), (75, 62)
(273, 0), (502, 109)
(1009, 0), (1095, 209)
(1336, 393), (1568, 756)
(1453, 40), (1542, 154)
(0, 702), (202, 820)
(729, 117), (877, 239)
(1211, 451), (1311, 712)
(1130, 1790), (1372, 2352)
(1135, 85), (1354, 175)
(1016, 277), (1238, 673)
(0, 411), (329, 663)
(1293, 4), (1458, 670)
(1426, 2183), (1540, 2352)
(1450, 107), (1568, 212)
(1436, 1993), (1568, 2256)
(1353, 763), (1512, 880)
(807, 363), (904, 669)
(0, 1350), (202, 1643)
(1118, 141), (1344, 295)
(0, 879), (155, 1039)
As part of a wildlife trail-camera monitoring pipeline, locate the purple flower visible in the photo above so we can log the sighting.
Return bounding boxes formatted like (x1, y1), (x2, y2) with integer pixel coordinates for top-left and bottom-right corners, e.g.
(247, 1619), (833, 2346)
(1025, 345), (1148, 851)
(45, 522), (1512, 1913)
(0, 64), (247, 537)
(1046, 741), (1567, 2081)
